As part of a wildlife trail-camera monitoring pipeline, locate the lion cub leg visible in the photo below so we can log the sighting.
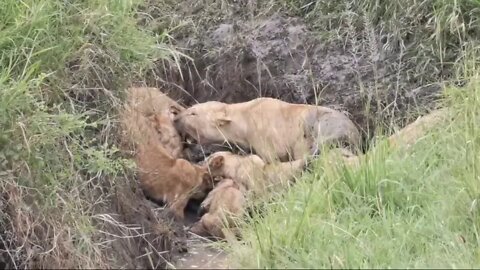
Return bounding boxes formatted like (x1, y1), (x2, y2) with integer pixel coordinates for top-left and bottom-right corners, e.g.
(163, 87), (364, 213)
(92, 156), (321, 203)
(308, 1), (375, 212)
(167, 194), (189, 221)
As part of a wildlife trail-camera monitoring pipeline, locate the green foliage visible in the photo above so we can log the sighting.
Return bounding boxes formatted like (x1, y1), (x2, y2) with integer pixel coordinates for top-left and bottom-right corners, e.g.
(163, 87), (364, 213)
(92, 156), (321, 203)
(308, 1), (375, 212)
(0, 0), (177, 267)
(229, 79), (480, 268)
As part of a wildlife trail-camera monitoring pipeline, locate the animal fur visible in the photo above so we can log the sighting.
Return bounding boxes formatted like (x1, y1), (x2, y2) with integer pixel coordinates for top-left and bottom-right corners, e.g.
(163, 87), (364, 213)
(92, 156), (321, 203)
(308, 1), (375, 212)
(189, 178), (246, 239)
(174, 98), (360, 163)
(203, 151), (306, 196)
(120, 88), (213, 220)
(387, 108), (449, 148)
(122, 87), (186, 158)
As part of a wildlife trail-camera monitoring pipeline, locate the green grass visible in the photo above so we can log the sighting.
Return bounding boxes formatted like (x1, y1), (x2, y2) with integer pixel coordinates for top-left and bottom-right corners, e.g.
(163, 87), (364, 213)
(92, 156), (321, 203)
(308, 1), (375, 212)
(0, 0), (178, 268)
(218, 2), (480, 267)
(228, 78), (480, 268)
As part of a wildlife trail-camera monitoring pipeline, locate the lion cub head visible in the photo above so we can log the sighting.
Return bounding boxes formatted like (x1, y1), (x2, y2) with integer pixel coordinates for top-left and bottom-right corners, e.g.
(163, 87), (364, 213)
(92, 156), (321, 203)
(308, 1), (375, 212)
(187, 163), (216, 200)
(189, 178), (246, 239)
(202, 151), (265, 190)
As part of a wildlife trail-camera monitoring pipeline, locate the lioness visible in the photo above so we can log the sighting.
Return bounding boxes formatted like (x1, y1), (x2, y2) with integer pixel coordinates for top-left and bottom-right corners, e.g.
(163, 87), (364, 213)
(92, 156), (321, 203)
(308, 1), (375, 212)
(121, 108), (212, 220)
(189, 178), (246, 239)
(203, 151), (306, 195)
(174, 98), (360, 162)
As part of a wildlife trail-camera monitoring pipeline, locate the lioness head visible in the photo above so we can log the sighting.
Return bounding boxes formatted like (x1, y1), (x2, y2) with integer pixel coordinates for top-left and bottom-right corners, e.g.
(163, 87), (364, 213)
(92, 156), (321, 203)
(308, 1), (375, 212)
(173, 101), (231, 144)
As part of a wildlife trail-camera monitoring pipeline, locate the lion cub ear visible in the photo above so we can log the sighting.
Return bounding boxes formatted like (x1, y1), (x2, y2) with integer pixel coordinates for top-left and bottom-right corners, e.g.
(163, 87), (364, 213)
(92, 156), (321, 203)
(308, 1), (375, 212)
(202, 172), (214, 187)
(209, 155), (224, 169)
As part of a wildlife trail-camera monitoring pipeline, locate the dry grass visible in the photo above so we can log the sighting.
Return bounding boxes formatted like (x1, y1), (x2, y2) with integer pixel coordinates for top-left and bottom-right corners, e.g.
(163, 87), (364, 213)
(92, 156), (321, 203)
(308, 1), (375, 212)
(0, 0), (188, 268)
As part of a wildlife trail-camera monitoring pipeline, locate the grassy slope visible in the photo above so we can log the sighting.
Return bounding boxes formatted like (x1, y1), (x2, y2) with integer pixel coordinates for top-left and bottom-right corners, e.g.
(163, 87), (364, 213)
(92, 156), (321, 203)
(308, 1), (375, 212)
(232, 64), (480, 268)
(229, 74), (480, 268)
(0, 0), (176, 268)
(226, 1), (480, 268)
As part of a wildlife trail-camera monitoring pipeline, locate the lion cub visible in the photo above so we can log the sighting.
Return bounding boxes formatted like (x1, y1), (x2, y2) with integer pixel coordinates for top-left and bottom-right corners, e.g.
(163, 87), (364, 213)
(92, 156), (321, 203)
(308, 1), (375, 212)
(189, 178), (246, 239)
(203, 151), (306, 195)
(190, 152), (306, 239)
(121, 108), (212, 220)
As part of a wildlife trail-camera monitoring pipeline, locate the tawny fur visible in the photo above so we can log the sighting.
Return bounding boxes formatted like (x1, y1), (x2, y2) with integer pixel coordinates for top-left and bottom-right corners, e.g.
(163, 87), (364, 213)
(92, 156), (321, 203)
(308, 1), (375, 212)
(189, 178), (246, 239)
(147, 113), (183, 159)
(174, 97), (360, 163)
(126, 87), (185, 116)
(123, 87), (186, 159)
(387, 108), (449, 148)
(120, 88), (212, 220)
(203, 151), (306, 196)
(190, 152), (306, 239)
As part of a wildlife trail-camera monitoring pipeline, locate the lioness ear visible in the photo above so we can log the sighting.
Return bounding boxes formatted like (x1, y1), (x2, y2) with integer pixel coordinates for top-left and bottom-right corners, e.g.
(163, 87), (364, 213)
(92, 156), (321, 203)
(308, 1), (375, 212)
(209, 155), (224, 169)
(215, 110), (231, 126)
(216, 118), (231, 126)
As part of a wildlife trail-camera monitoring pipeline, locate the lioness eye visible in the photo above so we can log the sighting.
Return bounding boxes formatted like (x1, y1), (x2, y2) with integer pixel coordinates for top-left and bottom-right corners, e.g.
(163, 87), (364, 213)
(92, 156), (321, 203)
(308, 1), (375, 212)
(190, 112), (196, 116)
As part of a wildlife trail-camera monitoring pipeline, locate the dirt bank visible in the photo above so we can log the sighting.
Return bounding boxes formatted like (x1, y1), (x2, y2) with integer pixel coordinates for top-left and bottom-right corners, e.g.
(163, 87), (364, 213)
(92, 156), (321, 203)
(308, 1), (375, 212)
(141, 3), (446, 146)
(0, 172), (185, 269)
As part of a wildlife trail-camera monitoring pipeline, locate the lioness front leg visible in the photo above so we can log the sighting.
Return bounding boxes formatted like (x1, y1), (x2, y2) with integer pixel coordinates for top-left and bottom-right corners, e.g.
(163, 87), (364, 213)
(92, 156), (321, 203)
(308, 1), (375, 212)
(292, 138), (311, 161)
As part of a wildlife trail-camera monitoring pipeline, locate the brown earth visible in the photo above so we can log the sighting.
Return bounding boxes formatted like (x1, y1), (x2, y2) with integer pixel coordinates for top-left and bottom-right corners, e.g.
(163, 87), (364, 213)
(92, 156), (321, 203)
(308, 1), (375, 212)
(140, 6), (444, 148)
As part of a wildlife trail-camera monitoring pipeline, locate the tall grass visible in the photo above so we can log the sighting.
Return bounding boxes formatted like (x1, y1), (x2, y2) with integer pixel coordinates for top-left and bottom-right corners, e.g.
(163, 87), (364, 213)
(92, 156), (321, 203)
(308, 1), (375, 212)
(227, 71), (480, 268)
(223, 4), (480, 267)
(274, 0), (480, 132)
(0, 0), (178, 268)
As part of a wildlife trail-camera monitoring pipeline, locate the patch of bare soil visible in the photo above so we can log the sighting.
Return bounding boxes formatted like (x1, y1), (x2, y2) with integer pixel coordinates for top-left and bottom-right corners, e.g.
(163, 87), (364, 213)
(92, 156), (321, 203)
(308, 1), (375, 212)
(171, 235), (229, 269)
